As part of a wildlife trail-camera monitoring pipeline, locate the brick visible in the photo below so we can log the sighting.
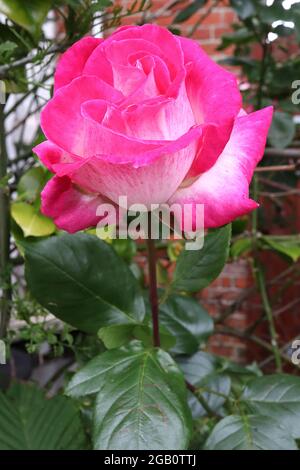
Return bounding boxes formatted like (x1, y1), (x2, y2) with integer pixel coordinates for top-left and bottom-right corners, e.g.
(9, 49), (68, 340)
(154, 15), (172, 26)
(235, 277), (251, 289)
(225, 315), (248, 330)
(149, 0), (167, 9)
(213, 25), (234, 38)
(199, 287), (210, 300)
(193, 26), (212, 41)
(203, 303), (218, 317)
(210, 345), (237, 358)
(200, 11), (223, 26)
(173, 6), (212, 26)
(221, 277), (232, 288)
(120, 15), (141, 26)
(223, 9), (238, 25)
(169, 0), (190, 14)
(210, 277), (222, 288)
(200, 42), (220, 55)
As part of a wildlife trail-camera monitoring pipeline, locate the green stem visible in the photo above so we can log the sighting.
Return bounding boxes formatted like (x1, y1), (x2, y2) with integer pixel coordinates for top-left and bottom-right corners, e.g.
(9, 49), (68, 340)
(217, 325), (295, 367)
(255, 261), (282, 372)
(186, 381), (219, 418)
(251, 174), (282, 371)
(146, 213), (160, 348)
(251, 175), (259, 241)
(0, 102), (11, 338)
(250, 36), (282, 371)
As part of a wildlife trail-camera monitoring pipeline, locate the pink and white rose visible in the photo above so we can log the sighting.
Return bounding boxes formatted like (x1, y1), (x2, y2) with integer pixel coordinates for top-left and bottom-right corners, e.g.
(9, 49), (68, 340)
(34, 24), (273, 233)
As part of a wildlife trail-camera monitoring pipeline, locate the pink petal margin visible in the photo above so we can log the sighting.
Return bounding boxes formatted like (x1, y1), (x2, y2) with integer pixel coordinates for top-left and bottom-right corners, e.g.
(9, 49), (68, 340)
(41, 176), (106, 233)
(169, 107), (273, 229)
(54, 36), (102, 93)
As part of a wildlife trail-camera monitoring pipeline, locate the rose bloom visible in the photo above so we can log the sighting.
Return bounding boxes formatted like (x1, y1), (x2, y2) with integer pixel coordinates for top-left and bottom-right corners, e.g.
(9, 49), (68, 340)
(34, 24), (273, 232)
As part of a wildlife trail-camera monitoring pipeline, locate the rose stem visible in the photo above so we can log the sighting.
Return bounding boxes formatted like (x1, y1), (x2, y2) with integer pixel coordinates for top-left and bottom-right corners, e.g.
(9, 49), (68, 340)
(146, 212), (160, 348)
(0, 103), (11, 338)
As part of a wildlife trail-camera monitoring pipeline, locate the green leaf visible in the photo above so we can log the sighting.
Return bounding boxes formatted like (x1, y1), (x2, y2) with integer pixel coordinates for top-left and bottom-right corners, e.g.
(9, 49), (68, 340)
(98, 324), (134, 349)
(133, 324), (176, 350)
(230, 0), (256, 19)
(174, 0), (207, 23)
(24, 234), (145, 334)
(0, 24), (30, 86)
(261, 235), (300, 262)
(218, 28), (255, 50)
(0, 174), (10, 189)
(172, 225), (231, 292)
(3, 72), (27, 93)
(242, 374), (300, 439)
(268, 112), (296, 149)
(231, 237), (252, 259)
(270, 61), (300, 97)
(205, 415), (297, 450)
(159, 295), (214, 354)
(0, 40), (17, 57)
(66, 343), (192, 450)
(294, 7), (300, 41)
(0, 383), (87, 450)
(188, 374), (231, 419)
(0, 0), (52, 38)
(219, 56), (257, 68)
(258, 1), (287, 25)
(156, 260), (169, 285)
(232, 216), (248, 235)
(90, 0), (113, 11)
(177, 351), (217, 385)
(129, 261), (143, 283)
(11, 202), (56, 237)
(218, 358), (262, 380)
(98, 322), (176, 350)
(177, 352), (231, 417)
(17, 166), (48, 202)
(178, 351), (261, 387)
(167, 241), (184, 262)
(273, 24), (295, 37)
(111, 239), (136, 262)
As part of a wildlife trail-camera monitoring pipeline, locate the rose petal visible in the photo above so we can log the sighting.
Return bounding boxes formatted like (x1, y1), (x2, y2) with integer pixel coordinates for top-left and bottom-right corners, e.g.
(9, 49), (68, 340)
(108, 24), (185, 80)
(33, 141), (81, 172)
(81, 42), (114, 85)
(178, 36), (242, 176)
(69, 137), (196, 208)
(179, 35), (241, 124)
(41, 74), (202, 165)
(97, 80), (195, 141)
(41, 75), (129, 158)
(169, 107), (273, 228)
(54, 36), (102, 93)
(129, 53), (171, 94)
(41, 175), (107, 233)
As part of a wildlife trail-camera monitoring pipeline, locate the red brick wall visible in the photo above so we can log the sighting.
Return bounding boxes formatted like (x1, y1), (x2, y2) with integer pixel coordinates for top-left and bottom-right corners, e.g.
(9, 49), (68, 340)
(200, 260), (252, 363)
